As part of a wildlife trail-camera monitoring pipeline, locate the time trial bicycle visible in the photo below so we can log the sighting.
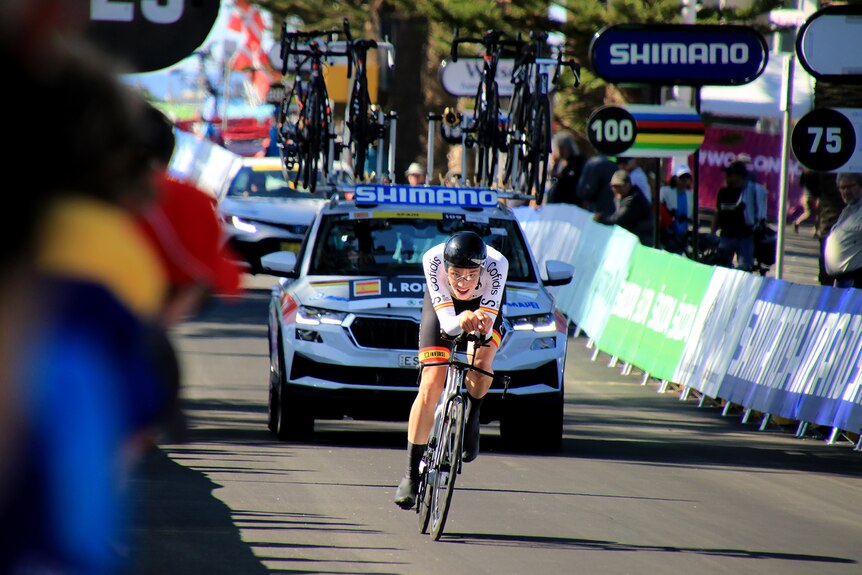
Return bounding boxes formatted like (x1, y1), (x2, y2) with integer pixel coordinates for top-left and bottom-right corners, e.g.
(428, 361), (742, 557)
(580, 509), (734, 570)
(416, 331), (510, 540)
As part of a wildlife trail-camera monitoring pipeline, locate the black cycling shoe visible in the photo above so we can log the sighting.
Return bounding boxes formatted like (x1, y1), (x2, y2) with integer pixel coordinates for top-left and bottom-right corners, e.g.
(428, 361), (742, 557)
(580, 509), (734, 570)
(463, 417), (480, 463)
(394, 476), (418, 509)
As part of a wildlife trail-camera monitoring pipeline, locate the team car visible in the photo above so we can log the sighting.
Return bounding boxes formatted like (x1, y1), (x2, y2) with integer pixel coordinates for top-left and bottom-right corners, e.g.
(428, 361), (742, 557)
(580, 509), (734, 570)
(215, 157), (351, 272)
(262, 184), (574, 450)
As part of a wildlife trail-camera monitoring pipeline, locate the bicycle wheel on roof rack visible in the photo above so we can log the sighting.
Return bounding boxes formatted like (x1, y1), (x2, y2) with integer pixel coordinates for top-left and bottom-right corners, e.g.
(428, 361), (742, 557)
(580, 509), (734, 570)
(348, 79), (371, 182)
(502, 83), (528, 190)
(525, 100), (550, 205)
(473, 80), (500, 188)
(302, 89), (323, 193)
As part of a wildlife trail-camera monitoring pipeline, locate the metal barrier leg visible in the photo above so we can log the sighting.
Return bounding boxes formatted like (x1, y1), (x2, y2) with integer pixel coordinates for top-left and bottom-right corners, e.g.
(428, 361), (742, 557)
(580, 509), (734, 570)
(591, 347), (600, 362)
(722, 402), (733, 416)
(679, 387), (691, 401)
(641, 372), (650, 386)
(658, 380), (669, 394)
(741, 408), (752, 424)
(585, 337), (594, 349)
(796, 421), (808, 438)
(574, 325), (582, 339)
(855, 435), (862, 452)
(608, 355), (618, 368)
(621, 362), (631, 376)
(827, 427), (841, 445)
(759, 413), (771, 431)
(698, 394), (707, 408)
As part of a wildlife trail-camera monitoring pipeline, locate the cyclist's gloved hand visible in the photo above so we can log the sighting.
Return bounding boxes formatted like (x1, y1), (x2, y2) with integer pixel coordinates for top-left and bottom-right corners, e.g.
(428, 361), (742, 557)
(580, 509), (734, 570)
(457, 309), (488, 334)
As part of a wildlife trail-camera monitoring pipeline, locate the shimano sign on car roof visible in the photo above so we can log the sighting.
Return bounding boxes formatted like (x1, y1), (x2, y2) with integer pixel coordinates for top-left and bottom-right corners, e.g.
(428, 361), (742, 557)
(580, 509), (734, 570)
(353, 185), (499, 208)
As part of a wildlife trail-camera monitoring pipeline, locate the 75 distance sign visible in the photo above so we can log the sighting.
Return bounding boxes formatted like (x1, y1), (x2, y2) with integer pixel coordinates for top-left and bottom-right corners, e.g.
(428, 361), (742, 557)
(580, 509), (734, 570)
(791, 108), (858, 172)
(587, 106), (637, 156)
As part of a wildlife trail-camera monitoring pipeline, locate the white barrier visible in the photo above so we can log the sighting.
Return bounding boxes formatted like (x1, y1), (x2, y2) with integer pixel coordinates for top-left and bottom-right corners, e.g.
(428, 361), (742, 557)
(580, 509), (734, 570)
(514, 203), (862, 439)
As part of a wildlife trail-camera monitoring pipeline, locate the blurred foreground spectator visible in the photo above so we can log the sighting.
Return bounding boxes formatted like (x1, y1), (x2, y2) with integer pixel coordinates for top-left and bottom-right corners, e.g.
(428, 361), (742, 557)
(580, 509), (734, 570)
(0, 14), (242, 572)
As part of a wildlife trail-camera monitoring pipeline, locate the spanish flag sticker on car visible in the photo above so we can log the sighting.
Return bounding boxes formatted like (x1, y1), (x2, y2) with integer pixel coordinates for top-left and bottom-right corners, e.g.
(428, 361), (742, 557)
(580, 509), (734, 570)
(353, 279), (381, 297)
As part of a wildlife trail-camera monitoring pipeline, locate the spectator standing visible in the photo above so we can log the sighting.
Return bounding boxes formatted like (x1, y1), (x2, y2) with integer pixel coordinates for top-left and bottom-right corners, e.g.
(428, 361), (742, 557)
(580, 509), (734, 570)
(793, 166), (820, 236)
(405, 162), (426, 186)
(816, 174), (847, 285)
(617, 156), (652, 204)
(659, 164), (694, 254)
(735, 153), (768, 227)
(594, 169), (654, 246)
(546, 131), (585, 205)
(824, 173), (862, 288)
(711, 161), (757, 271)
(576, 153), (617, 217)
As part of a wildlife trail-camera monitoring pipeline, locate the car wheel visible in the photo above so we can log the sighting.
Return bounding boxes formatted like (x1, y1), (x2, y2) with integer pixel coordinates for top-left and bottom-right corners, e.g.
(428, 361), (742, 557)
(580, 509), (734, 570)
(267, 334), (280, 433)
(500, 395), (563, 452)
(276, 383), (314, 441)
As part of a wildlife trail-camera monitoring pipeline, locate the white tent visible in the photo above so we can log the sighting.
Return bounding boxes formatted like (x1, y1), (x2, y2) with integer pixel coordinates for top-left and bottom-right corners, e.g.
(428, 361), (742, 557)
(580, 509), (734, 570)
(698, 53), (815, 120)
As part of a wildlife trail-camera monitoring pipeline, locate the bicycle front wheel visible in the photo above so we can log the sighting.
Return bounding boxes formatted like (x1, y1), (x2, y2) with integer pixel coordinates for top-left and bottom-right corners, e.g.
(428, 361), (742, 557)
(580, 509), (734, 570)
(429, 395), (465, 541)
(416, 445), (433, 534)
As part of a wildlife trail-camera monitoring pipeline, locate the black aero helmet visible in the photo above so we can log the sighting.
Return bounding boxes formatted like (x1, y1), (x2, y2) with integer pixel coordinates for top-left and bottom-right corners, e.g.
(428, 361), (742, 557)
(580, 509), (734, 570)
(444, 231), (486, 269)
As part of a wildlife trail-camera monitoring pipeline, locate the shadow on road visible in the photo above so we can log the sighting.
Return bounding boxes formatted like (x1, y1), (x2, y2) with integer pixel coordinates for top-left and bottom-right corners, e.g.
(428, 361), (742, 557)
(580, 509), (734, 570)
(442, 532), (857, 564)
(128, 449), (269, 575)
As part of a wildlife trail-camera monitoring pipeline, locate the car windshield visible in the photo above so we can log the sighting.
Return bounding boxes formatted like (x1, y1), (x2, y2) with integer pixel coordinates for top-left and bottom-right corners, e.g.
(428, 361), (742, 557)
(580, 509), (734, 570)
(309, 214), (536, 281)
(226, 166), (318, 200)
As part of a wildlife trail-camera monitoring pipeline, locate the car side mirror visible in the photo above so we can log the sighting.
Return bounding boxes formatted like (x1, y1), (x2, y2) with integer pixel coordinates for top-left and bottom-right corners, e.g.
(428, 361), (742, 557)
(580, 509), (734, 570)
(260, 251), (298, 278)
(543, 260), (574, 287)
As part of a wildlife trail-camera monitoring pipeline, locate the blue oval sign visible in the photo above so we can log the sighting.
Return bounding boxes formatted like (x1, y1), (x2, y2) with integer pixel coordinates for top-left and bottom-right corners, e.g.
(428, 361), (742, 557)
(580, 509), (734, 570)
(590, 24), (768, 86)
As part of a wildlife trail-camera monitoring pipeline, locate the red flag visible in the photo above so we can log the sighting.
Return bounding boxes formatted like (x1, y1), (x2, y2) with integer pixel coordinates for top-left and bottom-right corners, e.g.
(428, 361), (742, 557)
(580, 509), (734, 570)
(229, 0), (269, 71)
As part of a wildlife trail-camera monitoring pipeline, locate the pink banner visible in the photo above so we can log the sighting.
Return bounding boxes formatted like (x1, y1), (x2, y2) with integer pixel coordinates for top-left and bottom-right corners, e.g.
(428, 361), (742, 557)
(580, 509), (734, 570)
(674, 127), (804, 222)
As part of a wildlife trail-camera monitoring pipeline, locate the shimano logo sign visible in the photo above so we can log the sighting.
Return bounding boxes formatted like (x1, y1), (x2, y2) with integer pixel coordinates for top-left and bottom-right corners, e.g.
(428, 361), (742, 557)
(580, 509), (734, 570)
(354, 185), (499, 208)
(590, 24), (767, 86)
(609, 43), (750, 66)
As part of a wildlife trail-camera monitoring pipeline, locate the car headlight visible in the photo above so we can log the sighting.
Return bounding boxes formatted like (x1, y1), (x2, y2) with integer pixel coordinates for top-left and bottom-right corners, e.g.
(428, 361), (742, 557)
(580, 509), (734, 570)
(508, 313), (556, 333)
(228, 215), (258, 234)
(296, 306), (348, 326)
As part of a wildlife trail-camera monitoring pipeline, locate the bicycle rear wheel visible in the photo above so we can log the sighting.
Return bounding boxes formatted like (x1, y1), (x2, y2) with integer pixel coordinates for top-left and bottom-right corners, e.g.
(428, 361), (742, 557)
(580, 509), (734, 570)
(429, 395), (465, 541)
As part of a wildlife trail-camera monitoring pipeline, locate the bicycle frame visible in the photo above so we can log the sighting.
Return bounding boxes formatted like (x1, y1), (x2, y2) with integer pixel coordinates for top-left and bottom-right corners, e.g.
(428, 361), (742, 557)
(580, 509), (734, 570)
(278, 23), (350, 192)
(416, 332), (508, 540)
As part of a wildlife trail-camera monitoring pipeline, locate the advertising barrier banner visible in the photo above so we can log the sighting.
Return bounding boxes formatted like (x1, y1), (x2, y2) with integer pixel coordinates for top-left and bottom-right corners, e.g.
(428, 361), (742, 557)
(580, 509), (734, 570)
(578, 226), (639, 341)
(718, 280), (862, 431)
(596, 246), (712, 382)
(675, 267), (763, 397)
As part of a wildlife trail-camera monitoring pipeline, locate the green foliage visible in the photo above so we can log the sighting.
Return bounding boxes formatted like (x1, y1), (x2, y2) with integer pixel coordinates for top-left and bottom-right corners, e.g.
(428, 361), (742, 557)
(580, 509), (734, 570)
(252, 0), (782, 151)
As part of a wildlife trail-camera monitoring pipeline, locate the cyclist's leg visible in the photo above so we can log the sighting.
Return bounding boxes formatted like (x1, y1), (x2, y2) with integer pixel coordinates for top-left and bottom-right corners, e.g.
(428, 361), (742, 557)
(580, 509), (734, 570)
(396, 292), (448, 508)
(462, 318), (504, 462)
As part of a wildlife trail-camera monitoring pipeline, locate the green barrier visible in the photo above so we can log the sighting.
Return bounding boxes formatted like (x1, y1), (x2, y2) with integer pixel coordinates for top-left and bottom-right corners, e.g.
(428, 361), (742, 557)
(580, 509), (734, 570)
(596, 246), (713, 382)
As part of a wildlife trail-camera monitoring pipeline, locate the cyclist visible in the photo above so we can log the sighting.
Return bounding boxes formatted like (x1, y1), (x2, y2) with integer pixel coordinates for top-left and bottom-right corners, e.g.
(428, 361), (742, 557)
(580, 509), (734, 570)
(394, 231), (509, 509)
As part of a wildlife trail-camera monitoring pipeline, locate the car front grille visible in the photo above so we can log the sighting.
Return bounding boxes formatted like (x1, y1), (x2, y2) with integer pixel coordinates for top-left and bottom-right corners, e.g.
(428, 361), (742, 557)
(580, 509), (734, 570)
(348, 316), (419, 350)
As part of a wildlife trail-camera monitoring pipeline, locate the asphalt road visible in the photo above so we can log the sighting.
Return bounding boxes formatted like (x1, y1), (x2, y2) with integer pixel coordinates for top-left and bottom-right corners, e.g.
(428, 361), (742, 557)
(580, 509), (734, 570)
(129, 275), (862, 575)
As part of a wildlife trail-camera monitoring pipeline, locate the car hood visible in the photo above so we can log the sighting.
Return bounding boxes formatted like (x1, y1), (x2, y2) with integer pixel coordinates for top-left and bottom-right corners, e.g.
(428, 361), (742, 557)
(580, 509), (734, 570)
(219, 197), (325, 225)
(291, 277), (553, 318)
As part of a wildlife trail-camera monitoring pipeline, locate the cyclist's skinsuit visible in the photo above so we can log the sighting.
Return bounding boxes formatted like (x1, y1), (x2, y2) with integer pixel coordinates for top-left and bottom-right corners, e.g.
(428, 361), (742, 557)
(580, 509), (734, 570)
(418, 242), (509, 364)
